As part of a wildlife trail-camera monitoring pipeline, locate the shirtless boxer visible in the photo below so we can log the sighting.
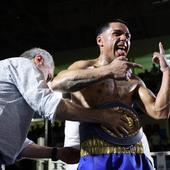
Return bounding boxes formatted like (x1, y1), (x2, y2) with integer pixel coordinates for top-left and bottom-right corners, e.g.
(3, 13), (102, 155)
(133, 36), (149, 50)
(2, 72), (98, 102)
(51, 19), (170, 170)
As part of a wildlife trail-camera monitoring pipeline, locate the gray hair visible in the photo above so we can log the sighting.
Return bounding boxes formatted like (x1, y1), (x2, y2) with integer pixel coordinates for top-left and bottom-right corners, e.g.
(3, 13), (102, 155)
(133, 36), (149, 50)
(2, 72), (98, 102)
(20, 47), (54, 68)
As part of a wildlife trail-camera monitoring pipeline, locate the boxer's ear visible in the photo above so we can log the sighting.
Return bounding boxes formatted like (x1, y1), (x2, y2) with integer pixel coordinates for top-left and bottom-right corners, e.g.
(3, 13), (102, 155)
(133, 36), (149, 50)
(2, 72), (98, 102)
(33, 54), (44, 66)
(96, 35), (104, 47)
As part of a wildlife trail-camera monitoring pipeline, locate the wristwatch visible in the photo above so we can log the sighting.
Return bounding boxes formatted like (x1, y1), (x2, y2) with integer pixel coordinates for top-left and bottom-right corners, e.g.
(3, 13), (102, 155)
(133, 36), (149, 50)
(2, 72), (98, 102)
(51, 147), (58, 161)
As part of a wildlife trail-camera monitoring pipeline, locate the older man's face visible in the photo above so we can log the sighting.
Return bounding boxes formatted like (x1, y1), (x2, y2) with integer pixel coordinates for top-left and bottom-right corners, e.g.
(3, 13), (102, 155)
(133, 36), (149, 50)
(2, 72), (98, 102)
(42, 65), (54, 83)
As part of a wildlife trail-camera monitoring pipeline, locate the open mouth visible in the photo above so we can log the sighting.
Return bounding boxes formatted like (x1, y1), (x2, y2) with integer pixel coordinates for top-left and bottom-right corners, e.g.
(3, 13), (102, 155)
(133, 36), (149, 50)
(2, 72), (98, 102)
(114, 42), (128, 57)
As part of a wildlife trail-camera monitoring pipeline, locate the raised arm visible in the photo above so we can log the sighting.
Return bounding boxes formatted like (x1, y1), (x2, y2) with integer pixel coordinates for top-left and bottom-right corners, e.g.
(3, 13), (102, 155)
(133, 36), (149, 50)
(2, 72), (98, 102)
(138, 42), (170, 119)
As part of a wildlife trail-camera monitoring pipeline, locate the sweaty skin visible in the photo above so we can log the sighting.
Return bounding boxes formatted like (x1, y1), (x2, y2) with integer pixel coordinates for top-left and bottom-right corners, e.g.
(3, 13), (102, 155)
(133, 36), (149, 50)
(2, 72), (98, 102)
(72, 70), (138, 108)
(49, 21), (170, 170)
(51, 22), (170, 136)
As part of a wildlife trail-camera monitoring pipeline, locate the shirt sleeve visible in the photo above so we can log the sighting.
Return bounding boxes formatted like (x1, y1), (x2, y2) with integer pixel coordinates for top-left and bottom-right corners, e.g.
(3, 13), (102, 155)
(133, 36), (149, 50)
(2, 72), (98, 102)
(64, 121), (80, 150)
(141, 131), (155, 168)
(21, 138), (34, 150)
(8, 58), (62, 122)
(16, 138), (34, 161)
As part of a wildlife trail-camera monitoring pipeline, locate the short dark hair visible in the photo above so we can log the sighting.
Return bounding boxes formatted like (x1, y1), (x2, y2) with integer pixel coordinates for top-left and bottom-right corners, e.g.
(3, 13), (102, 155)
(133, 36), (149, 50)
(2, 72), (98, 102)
(96, 19), (128, 36)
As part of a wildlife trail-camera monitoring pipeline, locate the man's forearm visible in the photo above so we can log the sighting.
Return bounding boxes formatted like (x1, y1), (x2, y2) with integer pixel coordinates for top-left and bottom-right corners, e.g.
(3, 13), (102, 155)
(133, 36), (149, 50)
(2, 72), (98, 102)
(19, 144), (52, 159)
(19, 143), (80, 164)
(56, 99), (102, 123)
(50, 66), (112, 92)
(154, 68), (170, 118)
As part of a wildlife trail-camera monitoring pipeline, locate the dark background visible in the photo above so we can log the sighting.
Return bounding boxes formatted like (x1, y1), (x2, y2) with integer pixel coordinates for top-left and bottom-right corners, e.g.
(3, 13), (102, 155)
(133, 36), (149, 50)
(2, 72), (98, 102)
(1, 0), (170, 65)
(2, 1), (170, 169)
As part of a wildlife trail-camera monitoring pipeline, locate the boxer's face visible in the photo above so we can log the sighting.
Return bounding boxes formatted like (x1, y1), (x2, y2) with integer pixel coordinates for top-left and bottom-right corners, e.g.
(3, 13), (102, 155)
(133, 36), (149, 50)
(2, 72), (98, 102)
(97, 22), (131, 61)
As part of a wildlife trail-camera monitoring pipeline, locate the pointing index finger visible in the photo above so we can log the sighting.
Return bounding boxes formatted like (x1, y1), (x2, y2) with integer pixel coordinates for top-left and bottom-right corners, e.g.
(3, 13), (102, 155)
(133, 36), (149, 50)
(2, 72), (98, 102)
(159, 42), (165, 55)
(127, 62), (143, 69)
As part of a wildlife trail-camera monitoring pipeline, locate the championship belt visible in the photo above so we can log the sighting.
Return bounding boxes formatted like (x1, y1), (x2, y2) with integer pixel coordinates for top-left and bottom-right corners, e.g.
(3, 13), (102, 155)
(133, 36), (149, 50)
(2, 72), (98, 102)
(94, 103), (143, 145)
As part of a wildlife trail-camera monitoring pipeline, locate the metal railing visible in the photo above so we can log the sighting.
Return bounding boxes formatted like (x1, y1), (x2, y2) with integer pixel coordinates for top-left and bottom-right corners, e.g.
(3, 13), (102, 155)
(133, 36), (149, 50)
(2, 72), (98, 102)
(151, 151), (170, 170)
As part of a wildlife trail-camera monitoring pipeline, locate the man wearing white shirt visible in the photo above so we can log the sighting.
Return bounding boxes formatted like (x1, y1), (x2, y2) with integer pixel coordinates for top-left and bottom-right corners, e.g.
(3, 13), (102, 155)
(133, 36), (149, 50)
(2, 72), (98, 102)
(0, 48), (124, 168)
